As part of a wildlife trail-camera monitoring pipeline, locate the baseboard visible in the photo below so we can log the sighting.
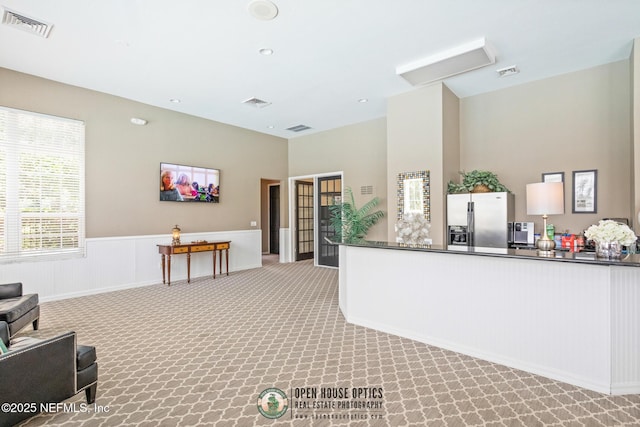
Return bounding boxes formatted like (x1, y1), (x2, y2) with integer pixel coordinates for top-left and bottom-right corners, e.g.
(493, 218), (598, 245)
(347, 314), (614, 396)
(610, 382), (640, 395)
(40, 279), (159, 303)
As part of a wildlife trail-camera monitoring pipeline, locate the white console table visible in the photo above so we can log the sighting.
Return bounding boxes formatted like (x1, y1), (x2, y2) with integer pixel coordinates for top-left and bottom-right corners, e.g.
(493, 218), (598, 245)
(338, 243), (640, 395)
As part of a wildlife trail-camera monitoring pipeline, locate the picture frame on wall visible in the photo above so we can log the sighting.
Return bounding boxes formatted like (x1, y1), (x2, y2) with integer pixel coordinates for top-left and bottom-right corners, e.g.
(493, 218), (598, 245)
(572, 169), (597, 213)
(542, 172), (564, 183)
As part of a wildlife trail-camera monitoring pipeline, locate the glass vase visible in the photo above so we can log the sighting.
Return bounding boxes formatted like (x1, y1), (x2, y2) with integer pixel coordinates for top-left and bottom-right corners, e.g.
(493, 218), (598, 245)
(595, 241), (622, 259)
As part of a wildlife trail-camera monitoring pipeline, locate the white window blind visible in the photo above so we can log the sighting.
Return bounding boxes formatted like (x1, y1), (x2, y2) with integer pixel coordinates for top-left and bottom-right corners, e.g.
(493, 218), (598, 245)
(0, 106), (85, 262)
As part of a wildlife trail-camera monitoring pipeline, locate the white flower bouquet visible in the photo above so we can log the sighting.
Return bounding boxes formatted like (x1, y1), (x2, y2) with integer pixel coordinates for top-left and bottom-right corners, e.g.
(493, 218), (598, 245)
(584, 220), (637, 246)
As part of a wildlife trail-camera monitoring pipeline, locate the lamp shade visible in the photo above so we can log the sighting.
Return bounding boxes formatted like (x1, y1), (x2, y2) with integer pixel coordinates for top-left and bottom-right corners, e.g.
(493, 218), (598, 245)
(526, 182), (564, 215)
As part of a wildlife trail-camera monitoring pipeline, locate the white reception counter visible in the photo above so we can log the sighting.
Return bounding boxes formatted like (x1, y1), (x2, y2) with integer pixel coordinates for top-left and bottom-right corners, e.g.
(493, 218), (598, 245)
(338, 242), (640, 395)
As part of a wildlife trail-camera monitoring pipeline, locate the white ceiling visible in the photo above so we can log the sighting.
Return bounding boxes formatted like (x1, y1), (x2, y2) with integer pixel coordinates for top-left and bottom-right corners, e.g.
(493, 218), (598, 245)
(1, 1), (639, 139)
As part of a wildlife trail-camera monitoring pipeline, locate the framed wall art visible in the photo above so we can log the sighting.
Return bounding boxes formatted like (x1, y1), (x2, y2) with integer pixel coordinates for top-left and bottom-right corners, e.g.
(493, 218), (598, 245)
(397, 170), (430, 220)
(572, 169), (597, 213)
(542, 172), (564, 183)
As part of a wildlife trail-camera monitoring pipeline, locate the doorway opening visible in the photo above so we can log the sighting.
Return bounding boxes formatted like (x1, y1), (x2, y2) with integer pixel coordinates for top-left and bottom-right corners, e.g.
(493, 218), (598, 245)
(261, 178), (281, 257)
(288, 172), (343, 268)
(268, 184), (280, 254)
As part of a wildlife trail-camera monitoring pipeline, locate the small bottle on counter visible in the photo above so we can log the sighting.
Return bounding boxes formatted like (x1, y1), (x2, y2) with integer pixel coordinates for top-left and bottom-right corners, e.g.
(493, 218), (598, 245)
(546, 224), (555, 240)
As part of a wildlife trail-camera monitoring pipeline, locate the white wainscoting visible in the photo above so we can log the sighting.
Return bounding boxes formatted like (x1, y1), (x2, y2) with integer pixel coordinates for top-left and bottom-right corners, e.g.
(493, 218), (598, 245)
(279, 228), (291, 263)
(339, 244), (640, 395)
(0, 230), (262, 302)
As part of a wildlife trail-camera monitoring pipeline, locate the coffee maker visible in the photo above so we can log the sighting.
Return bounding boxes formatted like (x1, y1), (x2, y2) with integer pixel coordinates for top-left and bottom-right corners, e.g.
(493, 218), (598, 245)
(508, 222), (535, 247)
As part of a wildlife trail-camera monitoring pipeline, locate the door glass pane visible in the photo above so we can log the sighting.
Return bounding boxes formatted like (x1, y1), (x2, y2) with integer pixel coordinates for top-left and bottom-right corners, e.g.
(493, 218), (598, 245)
(317, 175), (341, 267)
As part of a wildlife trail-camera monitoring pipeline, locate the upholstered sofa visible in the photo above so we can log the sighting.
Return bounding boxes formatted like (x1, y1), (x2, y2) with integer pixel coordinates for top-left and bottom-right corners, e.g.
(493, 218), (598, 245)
(0, 282), (39, 338)
(0, 321), (98, 426)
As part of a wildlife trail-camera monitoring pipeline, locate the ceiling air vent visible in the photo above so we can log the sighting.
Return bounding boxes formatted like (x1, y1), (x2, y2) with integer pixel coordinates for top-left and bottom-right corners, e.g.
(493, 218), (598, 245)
(242, 97), (271, 108)
(2, 7), (53, 38)
(286, 124), (312, 133)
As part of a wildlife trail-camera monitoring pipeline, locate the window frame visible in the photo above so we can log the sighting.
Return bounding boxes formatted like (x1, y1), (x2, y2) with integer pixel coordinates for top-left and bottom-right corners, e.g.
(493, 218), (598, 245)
(0, 106), (85, 262)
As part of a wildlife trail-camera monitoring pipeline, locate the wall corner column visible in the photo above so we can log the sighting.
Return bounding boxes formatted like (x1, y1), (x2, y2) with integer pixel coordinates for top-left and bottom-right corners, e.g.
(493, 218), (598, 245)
(386, 84), (460, 245)
(633, 38), (640, 233)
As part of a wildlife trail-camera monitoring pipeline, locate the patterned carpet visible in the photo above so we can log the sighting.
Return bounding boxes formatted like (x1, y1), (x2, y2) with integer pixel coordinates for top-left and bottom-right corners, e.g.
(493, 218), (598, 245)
(12, 255), (640, 426)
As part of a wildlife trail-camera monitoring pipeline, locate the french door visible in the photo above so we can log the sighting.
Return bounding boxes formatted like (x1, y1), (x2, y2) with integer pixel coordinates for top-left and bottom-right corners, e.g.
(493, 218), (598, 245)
(295, 180), (314, 261)
(317, 175), (341, 267)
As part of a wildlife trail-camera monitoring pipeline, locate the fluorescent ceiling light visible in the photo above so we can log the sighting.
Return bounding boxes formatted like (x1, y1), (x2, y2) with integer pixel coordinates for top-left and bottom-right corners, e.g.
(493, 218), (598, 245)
(396, 38), (495, 86)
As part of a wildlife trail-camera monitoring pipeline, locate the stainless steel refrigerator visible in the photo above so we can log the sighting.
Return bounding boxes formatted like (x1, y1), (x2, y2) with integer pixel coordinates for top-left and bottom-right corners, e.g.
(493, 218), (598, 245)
(447, 192), (515, 248)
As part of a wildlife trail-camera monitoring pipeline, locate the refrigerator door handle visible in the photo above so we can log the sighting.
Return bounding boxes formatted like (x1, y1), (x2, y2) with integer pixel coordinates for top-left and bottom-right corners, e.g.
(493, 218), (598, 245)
(467, 201), (474, 246)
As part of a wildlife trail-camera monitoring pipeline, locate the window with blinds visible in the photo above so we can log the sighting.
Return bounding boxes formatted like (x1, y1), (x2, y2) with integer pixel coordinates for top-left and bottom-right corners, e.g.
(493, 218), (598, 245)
(0, 106), (85, 262)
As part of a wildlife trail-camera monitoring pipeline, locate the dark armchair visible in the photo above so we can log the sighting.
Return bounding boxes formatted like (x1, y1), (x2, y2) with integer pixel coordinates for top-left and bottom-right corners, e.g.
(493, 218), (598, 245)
(0, 282), (39, 338)
(0, 321), (98, 427)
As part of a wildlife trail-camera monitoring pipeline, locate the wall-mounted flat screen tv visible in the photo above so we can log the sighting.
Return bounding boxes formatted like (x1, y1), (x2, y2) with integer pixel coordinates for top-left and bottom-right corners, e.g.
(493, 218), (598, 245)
(160, 162), (220, 203)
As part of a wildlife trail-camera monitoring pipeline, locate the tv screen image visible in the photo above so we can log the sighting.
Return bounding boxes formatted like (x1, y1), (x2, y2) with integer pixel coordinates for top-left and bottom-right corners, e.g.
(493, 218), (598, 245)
(160, 162), (220, 203)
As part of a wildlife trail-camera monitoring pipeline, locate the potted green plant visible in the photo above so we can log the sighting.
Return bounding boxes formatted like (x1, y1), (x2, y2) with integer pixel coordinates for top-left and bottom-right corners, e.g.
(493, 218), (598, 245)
(447, 170), (511, 193)
(328, 187), (385, 243)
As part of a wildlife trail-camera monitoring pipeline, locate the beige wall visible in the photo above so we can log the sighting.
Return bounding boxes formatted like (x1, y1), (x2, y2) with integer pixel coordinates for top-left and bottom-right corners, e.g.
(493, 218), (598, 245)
(0, 68), (289, 238)
(288, 118), (387, 241)
(461, 60), (632, 236)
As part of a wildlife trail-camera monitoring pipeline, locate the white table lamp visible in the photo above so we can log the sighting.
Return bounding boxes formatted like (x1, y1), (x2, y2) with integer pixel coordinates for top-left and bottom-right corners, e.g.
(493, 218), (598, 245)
(526, 182), (564, 255)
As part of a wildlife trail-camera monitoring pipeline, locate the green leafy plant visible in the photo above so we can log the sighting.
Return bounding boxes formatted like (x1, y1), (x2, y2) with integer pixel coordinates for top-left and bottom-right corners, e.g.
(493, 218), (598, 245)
(328, 187), (385, 243)
(447, 170), (511, 193)
(447, 181), (469, 194)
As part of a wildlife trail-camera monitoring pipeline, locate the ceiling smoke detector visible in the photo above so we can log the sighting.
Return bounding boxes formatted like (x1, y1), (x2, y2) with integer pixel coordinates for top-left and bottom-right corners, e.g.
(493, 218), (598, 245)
(248, 0), (279, 21)
(242, 97), (272, 108)
(2, 7), (53, 38)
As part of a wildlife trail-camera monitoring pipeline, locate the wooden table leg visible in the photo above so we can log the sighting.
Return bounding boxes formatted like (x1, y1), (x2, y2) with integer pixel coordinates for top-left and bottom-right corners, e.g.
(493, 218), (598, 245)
(161, 254), (166, 284)
(187, 253), (191, 283)
(213, 249), (217, 279)
(225, 248), (229, 276)
(212, 250), (215, 279)
(167, 254), (172, 286)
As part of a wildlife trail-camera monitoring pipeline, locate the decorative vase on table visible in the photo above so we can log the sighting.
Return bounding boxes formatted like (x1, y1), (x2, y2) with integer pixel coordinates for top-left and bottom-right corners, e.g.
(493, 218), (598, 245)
(585, 219), (636, 260)
(595, 241), (623, 259)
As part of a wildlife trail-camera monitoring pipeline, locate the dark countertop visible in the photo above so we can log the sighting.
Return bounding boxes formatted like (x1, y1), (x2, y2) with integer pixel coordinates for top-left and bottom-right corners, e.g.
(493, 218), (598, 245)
(340, 240), (640, 267)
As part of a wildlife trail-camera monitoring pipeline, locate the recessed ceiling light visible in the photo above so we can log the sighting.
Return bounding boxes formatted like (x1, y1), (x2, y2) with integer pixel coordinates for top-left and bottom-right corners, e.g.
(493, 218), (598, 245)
(267, 125), (275, 129)
(242, 97), (272, 108)
(358, 98), (368, 103)
(130, 117), (147, 126)
(259, 48), (274, 56)
(169, 98), (181, 104)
